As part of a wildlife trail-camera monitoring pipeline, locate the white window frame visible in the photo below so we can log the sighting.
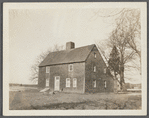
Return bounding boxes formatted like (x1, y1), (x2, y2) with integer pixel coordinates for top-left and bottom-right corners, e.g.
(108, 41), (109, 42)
(94, 53), (96, 58)
(73, 78), (77, 87)
(93, 80), (96, 88)
(104, 81), (107, 88)
(94, 66), (96, 72)
(104, 68), (106, 74)
(46, 66), (50, 73)
(46, 78), (49, 87)
(69, 64), (73, 72)
(66, 78), (70, 87)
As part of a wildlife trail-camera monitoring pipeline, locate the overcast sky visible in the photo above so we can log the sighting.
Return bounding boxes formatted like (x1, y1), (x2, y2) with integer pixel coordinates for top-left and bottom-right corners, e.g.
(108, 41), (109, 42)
(9, 7), (141, 84)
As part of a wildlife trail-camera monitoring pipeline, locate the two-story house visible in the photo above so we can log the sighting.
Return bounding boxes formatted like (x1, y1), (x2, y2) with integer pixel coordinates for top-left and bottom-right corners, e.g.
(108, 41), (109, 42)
(38, 42), (114, 93)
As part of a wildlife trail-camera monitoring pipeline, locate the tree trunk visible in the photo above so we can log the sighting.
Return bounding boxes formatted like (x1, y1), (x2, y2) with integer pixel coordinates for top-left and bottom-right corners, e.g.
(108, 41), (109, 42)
(114, 72), (118, 93)
(119, 55), (125, 91)
(120, 65), (124, 90)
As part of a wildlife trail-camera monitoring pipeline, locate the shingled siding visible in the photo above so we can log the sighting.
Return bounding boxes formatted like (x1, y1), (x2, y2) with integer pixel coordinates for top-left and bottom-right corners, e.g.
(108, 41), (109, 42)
(49, 62), (85, 93)
(38, 67), (46, 88)
(85, 46), (114, 93)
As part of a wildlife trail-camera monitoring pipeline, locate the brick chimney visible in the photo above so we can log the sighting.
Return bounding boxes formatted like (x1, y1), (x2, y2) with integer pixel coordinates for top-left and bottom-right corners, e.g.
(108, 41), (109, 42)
(66, 42), (75, 50)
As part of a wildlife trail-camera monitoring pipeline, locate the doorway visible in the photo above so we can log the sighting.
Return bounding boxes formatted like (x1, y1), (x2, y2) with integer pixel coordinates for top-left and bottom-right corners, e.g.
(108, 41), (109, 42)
(54, 76), (60, 91)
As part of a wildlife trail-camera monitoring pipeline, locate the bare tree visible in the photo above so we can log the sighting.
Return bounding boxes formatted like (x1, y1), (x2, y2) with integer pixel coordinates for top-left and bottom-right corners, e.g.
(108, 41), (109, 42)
(96, 8), (141, 90)
(30, 44), (64, 83)
(121, 9), (141, 58)
(122, 9), (141, 74)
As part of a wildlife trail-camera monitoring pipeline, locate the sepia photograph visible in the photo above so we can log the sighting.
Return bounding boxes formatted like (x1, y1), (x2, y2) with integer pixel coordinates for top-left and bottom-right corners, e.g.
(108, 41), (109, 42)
(3, 2), (147, 116)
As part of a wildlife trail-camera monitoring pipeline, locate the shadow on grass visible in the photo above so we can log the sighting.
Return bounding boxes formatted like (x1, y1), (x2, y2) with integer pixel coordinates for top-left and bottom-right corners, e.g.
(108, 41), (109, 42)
(29, 101), (90, 110)
(28, 99), (141, 110)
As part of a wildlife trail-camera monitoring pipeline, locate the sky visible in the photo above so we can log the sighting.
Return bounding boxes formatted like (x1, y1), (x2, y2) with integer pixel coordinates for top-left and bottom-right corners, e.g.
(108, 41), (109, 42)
(9, 8), (141, 84)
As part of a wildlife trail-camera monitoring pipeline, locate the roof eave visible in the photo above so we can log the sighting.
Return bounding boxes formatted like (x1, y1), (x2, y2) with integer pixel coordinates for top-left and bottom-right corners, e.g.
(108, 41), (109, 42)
(38, 61), (86, 67)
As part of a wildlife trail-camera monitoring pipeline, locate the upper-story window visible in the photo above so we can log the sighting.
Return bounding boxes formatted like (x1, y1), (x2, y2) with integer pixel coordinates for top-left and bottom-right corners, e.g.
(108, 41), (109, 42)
(46, 66), (50, 73)
(69, 64), (73, 72)
(104, 68), (106, 74)
(94, 53), (96, 58)
(94, 66), (96, 72)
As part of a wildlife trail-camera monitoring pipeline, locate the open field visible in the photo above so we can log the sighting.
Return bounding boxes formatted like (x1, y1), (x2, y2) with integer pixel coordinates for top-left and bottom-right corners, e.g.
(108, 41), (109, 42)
(9, 86), (141, 110)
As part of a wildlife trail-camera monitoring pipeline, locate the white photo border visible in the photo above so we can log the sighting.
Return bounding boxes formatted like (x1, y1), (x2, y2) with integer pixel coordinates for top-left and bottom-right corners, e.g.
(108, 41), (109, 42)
(3, 2), (147, 116)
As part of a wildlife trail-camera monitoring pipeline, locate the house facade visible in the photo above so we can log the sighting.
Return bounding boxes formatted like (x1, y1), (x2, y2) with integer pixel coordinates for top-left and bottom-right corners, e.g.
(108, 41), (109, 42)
(38, 42), (114, 93)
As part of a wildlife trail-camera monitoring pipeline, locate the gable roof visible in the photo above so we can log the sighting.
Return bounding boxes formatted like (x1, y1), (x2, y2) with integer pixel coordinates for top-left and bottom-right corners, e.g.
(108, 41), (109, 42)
(39, 44), (95, 67)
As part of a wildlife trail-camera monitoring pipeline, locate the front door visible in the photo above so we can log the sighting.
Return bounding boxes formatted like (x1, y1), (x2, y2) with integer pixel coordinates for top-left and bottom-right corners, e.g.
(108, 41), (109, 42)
(54, 76), (60, 91)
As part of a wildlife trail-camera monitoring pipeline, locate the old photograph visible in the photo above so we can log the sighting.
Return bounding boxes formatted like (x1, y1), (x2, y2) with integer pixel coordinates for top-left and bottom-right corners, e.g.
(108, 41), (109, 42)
(3, 2), (147, 116)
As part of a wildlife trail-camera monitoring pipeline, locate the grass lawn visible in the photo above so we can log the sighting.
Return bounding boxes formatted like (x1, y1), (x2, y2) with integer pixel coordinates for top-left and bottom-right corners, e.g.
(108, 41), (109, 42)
(9, 88), (141, 110)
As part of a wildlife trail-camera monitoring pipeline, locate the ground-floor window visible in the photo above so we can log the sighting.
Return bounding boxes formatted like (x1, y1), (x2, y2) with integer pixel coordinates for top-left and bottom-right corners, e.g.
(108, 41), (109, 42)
(94, 66), (96, 72)
(46, 78), (49, 87)
(93, 80), (96, 88)
(73, 78), (77, 87)
(66, 78), (70, 87)
(104, 80), (107, 88)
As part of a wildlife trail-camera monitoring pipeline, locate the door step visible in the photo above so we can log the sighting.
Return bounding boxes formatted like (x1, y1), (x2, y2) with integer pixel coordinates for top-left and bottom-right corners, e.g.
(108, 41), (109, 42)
(40, 88), (50, 92)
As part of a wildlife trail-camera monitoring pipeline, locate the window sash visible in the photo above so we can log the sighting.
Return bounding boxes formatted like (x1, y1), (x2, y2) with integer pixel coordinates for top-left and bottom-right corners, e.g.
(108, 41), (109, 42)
(104, 81), (107, 88)
(66, 78), (70, 87)
(93, 80), (96, 88)
(94, 66), (96, 72)
(46, 66), (50, 73)
(46, 78), (49, 87)
(94, 53), (96, 58)
(69, 64), (73, 71)
(73, 78), (77, 87)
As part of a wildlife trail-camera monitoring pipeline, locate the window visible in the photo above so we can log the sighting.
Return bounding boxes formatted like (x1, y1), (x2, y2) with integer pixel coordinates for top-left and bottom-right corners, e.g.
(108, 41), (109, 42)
(93, 80), (96, 88)
(94, 53), (96, 58)
(104, 68), (106, 74)
(73, 78), (77, 87)
(66, 78), (70, 87)
(46, 78), (49, 87)
(46, 66), (50, 73)
(94, 66), (96, 72)
(104, 81), (107, 88)
(69, 64), (73, 72)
